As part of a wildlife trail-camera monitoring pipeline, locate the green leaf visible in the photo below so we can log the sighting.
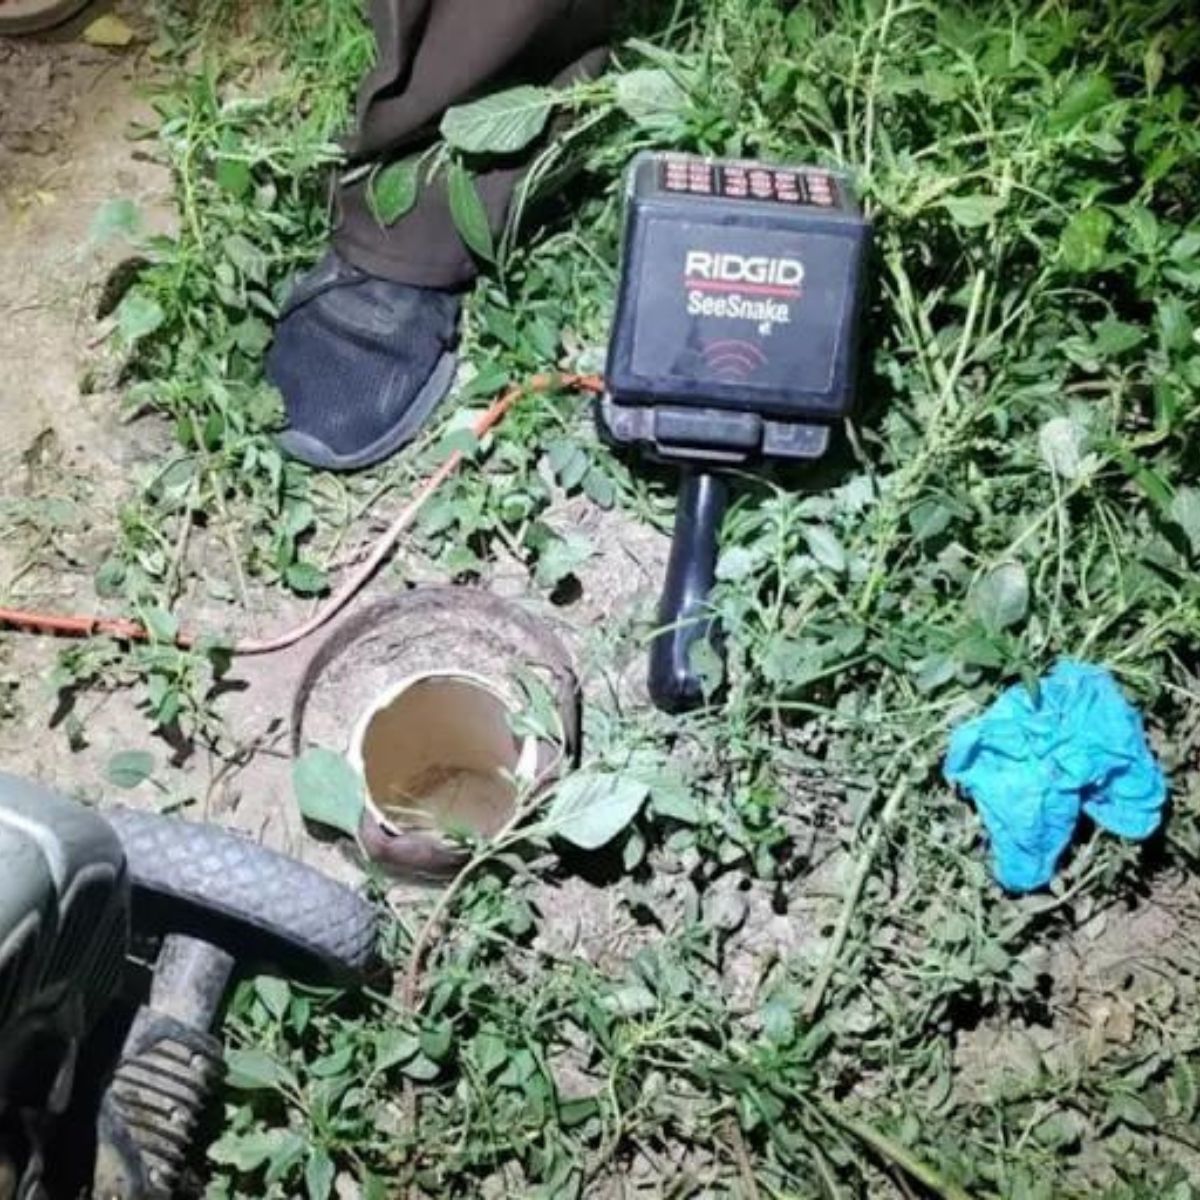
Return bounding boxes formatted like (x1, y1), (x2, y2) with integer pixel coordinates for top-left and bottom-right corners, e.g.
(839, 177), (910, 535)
(94, 558), (126, 598)
(1049, 73), (1114, 132)
(440, 86), (554, 154)
(368, 157), (420, 226)
(83, 13), (134, 46)
(602, 983), (656, 1016)
(1168, 1058), (1198, 1120)
(582, 467), (616, 509)
(216, 158), (251, 198)
(361, 1173), (390, 1200)
(1144, 36), (1166, 93)
(285, 561), (329, 596)
(116, 293), (165, 343)
(534, 532), (592, 589)
(284, 501), (315, 538)
(549, 441), (589, 490)
(147, 674), (181, 727)
(1060, 207), (1112, 272)
(447, 162), (495, 263)
(233, 317), (271, 356)
(546, 771), (649, 850)
(90, 197), (142, 244)
(142, 606), (179, 643)
(419, 1020), (454, 1062)
(717, 546), (759, 581)
(909, 498), (957, 543)
(1090, 318), (1144, 357)
(970, 562), (1029, 633)
(943, 194), (1006, 228)
(649, 782), (701, 824)
(622, 827), (645, 870)
(1038, 416), (1089, 480)
(209, 1128), (303, 1173)
(1106, 1091), (1157, 1130)
(614, 68), (689, 128)
(805, 526), (847, 573)
(292, 748), (366, 837)
(471, 1029), (509, 1077)
(225, 1046), (293, 1091)
(401, 1052), (441, 1081)
(688, 635), (725, 696)
(254, 975), (291, 1020)
(1170, 230), (1200, 263)
(1170, 487), (1200, 555)
(310, 1043), (354, 1078)
(375, 1030), (421, 1072)
(1157, 297), (1193, 352)
(305, 1148), (335, 1200)
(1033, 1111), (1084, 1150)
(913, 654), (956, 693)
(760, 997), (796, 1045)
(105, 749), (154, 789)
(223, 234), (267, 282)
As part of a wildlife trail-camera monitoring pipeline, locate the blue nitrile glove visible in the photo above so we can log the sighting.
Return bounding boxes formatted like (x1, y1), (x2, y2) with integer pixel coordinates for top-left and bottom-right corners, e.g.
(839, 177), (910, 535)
(944, 661), (1167, 892)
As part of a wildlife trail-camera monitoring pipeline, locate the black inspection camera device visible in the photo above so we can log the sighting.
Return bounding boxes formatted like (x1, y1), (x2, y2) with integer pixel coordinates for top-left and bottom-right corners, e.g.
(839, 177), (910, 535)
(601, 152), (871, 712)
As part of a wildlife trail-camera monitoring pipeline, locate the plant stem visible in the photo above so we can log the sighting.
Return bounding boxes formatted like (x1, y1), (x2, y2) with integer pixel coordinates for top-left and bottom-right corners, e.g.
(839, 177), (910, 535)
(811, 1098), (980, 1200)
(803, 775), (910, 1019)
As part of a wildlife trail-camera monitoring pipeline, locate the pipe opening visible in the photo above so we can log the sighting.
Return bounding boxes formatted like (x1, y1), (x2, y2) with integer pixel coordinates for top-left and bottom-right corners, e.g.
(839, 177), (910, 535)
(355, 674), (522, 841)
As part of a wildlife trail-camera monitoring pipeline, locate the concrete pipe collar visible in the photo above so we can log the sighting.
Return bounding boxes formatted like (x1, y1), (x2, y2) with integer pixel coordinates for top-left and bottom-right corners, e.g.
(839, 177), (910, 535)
(291, 589), (579, 879)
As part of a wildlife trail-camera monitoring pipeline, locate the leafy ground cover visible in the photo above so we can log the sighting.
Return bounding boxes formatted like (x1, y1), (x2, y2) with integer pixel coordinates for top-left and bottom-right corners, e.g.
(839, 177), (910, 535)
(23, 0), (1200, 1195)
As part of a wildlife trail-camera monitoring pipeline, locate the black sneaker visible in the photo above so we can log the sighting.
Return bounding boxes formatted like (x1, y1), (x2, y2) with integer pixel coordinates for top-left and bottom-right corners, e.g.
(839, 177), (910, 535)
(266, 251), (460, 471)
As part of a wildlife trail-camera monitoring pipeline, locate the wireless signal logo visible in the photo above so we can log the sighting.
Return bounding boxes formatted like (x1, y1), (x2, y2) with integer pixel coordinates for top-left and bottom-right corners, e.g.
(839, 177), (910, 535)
(701, 339), (767, 381)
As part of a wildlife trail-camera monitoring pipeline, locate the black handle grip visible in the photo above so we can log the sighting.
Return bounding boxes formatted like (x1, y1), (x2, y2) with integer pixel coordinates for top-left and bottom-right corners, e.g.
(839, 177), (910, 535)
(649, 470), (729, 712)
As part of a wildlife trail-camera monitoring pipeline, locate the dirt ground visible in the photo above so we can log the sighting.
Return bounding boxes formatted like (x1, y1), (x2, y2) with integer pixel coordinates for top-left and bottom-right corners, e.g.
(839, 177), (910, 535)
(0, 17), (367, 883)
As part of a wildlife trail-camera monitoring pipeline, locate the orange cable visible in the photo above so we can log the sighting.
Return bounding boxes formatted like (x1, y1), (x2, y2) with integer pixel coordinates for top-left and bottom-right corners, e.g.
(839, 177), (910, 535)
(0, 372), (603, 656)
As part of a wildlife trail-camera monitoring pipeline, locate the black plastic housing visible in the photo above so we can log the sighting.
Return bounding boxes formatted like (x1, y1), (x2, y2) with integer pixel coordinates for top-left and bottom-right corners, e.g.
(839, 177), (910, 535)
(602, 151), (871, 465)
(601, 152), (871, 712)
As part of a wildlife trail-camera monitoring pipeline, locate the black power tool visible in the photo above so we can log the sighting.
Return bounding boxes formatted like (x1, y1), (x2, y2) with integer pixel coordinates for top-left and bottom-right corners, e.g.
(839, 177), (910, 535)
(601, 152), (871, 712)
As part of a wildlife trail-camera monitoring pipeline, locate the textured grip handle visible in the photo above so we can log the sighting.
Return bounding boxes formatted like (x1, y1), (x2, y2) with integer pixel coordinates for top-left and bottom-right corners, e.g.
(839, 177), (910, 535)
(648, 470), (728, 712)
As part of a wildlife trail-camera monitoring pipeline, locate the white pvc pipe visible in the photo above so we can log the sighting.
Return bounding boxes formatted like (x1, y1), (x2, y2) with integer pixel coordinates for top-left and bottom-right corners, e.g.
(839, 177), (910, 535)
(348, 669), (539, 839)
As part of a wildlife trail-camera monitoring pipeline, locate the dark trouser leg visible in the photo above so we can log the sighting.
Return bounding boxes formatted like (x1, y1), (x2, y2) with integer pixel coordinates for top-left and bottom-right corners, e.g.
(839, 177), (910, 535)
(333, 0), (615, 288)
